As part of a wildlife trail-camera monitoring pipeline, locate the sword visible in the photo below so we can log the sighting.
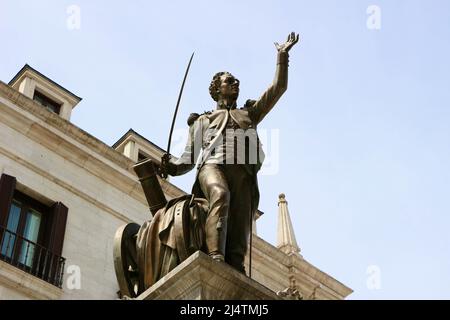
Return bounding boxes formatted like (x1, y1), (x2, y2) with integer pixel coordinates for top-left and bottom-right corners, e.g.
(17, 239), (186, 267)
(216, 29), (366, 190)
(161, 52), (195, 179)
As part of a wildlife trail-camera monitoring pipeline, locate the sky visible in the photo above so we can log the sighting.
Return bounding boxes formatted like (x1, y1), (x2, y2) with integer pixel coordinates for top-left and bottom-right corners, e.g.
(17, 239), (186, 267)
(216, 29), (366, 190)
(1, 0), (450, 299)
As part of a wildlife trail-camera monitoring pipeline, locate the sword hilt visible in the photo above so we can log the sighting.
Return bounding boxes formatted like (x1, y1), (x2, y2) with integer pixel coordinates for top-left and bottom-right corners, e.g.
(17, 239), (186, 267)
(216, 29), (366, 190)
(159, 153), (172, 179)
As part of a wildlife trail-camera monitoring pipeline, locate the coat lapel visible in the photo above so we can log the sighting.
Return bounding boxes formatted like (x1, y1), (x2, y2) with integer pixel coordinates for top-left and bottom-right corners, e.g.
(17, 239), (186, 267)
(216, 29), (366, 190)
(230, 108), (253, 130)
(207, 109), (227, 128)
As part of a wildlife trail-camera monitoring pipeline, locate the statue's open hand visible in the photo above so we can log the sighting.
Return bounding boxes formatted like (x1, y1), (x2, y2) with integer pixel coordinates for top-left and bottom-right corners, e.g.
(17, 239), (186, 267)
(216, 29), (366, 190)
(274, 32), (300, 53)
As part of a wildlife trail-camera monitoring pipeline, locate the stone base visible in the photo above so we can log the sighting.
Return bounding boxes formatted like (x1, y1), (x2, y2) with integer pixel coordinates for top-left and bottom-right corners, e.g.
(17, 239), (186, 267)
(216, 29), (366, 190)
(136, 251), (281, 300)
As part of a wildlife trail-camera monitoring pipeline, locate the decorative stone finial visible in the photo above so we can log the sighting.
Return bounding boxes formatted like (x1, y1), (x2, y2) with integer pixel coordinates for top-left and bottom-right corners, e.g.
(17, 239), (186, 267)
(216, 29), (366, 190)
(276, 193), (301, 257)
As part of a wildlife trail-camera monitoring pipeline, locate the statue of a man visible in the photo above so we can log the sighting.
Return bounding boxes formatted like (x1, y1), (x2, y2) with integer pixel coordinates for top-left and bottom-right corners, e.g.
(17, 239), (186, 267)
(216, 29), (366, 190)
(161, 32), (299, 274)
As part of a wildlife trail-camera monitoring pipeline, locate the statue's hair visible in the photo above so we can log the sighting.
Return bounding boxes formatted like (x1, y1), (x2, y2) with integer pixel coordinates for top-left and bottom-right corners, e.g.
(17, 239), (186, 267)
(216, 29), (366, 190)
(209, 71), (237, 102)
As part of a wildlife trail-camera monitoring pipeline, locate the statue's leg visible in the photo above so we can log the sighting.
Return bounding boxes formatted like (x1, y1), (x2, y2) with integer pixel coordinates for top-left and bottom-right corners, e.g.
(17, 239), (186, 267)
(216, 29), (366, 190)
(198, 164), (230, 261)
(223, 165), (253, 274)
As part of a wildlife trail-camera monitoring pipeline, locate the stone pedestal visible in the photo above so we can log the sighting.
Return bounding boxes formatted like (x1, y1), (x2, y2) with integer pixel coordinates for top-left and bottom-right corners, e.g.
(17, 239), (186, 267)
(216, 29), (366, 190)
(136, 251), (281, 300)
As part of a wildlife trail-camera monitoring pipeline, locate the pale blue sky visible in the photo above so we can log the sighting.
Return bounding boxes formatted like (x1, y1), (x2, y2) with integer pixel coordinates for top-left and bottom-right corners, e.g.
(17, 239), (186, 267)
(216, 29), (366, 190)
(1, 0), (450, 299)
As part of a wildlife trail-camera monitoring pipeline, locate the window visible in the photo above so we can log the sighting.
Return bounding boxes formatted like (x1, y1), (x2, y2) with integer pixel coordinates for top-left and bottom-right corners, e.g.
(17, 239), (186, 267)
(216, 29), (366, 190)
(0, 174), (68, 288)
(1, 192), (46, 267)
(138, 150), (149, 162)
(33, 90), (61, 114)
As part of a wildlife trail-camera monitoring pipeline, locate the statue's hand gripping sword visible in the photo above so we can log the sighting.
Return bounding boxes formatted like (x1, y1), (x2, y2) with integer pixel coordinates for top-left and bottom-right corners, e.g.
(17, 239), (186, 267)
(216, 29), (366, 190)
(160, 52), (195, 179)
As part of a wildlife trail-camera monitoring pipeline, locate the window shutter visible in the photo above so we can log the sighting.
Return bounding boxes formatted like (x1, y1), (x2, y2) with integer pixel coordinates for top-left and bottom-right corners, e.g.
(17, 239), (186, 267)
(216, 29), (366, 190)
(49, 202), (68, 256)
(0, 174), (17, 227)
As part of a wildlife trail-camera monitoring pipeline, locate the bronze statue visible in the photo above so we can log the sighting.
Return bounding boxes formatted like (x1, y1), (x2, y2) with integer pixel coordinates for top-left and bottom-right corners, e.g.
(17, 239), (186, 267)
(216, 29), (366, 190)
(114, 32), (299, 298)
(161, 32), (299, 273)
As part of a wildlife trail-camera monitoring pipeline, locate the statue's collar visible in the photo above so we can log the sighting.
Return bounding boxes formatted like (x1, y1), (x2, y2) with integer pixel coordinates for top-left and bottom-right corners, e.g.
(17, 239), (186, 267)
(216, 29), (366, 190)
(217, 101), (237, 110)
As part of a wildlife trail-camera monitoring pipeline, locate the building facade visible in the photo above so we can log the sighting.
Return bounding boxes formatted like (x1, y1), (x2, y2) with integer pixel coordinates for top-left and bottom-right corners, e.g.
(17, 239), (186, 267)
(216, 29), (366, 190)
(0, 65), (352, 300)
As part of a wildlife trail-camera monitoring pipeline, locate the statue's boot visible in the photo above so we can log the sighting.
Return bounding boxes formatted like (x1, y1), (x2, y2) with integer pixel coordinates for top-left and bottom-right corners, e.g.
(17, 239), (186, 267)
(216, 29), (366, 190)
(205, 214), (228, 262)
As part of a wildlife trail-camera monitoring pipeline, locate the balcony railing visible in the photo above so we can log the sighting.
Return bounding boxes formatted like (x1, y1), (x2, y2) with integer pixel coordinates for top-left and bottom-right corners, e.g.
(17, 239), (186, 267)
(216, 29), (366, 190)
(0, 225), (65, 288)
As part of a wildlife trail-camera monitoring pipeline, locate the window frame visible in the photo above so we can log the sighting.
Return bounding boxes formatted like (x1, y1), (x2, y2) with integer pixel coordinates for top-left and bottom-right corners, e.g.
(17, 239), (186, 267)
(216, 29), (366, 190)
(33, 89), (62, 115)
(138, 149), (151, 162)
(0, 174), (68, 287)
(1, 191), (49, 270)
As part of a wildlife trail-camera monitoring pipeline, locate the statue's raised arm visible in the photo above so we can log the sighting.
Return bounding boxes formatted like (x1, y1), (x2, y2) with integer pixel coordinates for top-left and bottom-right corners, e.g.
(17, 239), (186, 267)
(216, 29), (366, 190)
(251, 32), (300, 124)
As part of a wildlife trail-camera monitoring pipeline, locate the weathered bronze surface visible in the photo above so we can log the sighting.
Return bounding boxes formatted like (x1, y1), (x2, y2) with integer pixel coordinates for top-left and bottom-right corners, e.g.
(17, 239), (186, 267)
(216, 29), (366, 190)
(163, 32), (299, 272)
(114, 33), (299, 297)
(133, 159), (167, 214)
(113, 222), (140, 298)
(115, 160), (208, 297)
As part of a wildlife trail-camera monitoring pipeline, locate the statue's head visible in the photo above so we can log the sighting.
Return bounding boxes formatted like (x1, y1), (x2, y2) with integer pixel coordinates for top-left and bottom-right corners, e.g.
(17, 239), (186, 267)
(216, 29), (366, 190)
(209, 72), (240, 102)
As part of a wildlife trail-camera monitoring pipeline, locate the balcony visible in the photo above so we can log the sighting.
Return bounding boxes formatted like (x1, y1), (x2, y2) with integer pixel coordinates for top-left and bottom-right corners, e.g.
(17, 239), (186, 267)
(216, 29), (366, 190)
(0, 225), (65, 288)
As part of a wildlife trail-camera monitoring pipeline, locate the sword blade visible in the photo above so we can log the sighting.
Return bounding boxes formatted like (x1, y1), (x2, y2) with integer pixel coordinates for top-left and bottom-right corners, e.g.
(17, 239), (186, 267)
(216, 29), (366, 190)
(166, 52), (195, 155)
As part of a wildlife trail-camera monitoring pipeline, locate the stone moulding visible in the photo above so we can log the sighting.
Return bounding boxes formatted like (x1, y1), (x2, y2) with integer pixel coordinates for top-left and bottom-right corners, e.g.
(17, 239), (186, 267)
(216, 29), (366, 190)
(137, 251), (282, 300)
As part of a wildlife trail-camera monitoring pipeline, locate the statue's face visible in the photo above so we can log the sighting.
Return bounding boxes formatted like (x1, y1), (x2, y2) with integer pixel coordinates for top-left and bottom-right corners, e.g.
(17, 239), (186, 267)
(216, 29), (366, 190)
(218, 73), (240, 101)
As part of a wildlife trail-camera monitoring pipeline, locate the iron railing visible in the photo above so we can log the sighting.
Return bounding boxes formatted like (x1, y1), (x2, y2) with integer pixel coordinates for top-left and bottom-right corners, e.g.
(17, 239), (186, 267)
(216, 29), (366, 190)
(0, 225), (65, 288)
